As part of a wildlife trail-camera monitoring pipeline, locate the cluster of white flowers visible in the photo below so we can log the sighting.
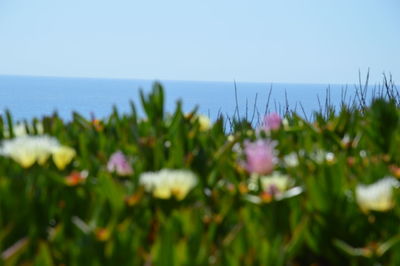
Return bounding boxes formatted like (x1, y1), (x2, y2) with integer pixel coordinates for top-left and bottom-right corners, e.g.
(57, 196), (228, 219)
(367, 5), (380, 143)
(0, 135), (75, 169)
(281, 149), (335, 168)
(356, 177), (400, 212)
(139, 169), (198, 200)
(310, 149), (335, 164)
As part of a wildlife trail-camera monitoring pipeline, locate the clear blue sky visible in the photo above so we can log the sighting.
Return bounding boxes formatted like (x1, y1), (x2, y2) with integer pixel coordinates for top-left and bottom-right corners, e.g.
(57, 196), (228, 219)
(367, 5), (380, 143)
(0, 0), (399, 83)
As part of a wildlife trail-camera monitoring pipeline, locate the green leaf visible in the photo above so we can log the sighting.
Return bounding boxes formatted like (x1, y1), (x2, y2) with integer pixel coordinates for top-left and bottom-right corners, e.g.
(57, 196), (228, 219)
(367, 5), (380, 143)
(34, 242), (54, 266)
(156, 218), (175, 266)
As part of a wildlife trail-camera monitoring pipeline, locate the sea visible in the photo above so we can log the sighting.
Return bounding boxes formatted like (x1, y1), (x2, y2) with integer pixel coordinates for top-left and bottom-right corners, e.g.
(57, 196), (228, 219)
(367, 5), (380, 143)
(0, 75), (369, 123)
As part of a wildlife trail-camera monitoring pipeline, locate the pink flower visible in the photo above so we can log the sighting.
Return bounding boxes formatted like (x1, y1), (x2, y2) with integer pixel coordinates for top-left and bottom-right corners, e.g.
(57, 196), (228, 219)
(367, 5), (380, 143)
(263, 113), (282, 131)
(107, 151), (133, 176)
(244, 140), (277, 175)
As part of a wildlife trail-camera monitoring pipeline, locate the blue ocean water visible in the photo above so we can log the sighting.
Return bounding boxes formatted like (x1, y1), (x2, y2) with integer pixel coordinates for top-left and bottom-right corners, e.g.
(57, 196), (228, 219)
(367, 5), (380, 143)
(0, 75), (360, 122)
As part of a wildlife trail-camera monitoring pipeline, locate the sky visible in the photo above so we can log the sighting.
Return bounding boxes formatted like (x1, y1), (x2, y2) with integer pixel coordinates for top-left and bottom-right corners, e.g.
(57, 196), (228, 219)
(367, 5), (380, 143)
(0, 0), (399, 84)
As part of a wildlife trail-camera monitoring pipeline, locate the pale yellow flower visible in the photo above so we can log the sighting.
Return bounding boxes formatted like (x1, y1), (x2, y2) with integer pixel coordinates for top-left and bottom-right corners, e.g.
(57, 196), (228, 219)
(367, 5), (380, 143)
(153, 182), (172, 199)
(260, 173), (290, 192)
(282, 118), (290, 130)
(248, 172), (291, 193)
(246, 172), (302, 204)
(197, 115), (212, 131)
(356, 177), (399, 212)
(10, 148), (37, 168)
(139, 169), (198, 200)
(52, 146), (76, 170)
(37, 151), (51, 165)
(185, 114), (212, 131)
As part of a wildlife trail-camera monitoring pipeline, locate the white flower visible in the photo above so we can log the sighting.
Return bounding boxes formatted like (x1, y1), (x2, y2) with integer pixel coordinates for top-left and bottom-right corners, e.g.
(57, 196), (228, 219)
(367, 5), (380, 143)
(325, 152), (335, 163)
(248, 172), (292, 194)
(283, 153), (299, 167)
(139, 169), (198, 200)
(341, 134), (351, 146)
(356, 177), (400, 212)
(359, 150), (367, 158)
(246, 172), (302, 204)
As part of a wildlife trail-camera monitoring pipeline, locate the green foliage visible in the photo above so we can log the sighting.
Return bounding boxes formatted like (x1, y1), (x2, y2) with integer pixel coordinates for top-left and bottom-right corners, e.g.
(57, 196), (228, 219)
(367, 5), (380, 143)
(1, 83), (400, 265)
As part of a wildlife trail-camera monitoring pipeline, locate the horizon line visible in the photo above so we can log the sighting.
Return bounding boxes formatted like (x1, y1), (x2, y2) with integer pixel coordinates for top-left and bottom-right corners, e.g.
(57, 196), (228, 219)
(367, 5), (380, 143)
(0, 73), (384, 87)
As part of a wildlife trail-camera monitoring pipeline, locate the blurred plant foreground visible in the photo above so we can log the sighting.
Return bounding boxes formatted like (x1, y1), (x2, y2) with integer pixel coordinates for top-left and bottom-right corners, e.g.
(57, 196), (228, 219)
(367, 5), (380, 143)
(1, 76), (400, 266)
